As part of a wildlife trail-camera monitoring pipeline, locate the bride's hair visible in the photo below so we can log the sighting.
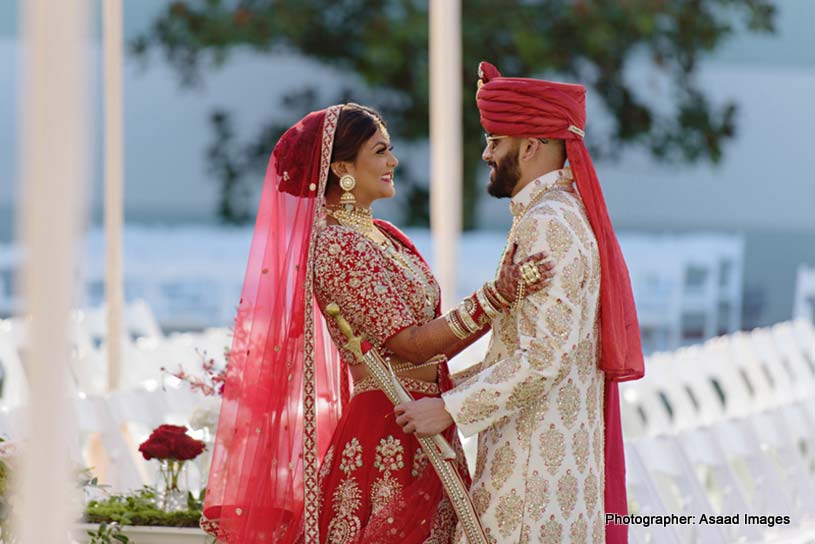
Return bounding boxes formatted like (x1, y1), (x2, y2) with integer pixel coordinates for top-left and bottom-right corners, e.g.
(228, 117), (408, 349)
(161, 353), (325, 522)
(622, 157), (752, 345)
(326, 103), (387, 192)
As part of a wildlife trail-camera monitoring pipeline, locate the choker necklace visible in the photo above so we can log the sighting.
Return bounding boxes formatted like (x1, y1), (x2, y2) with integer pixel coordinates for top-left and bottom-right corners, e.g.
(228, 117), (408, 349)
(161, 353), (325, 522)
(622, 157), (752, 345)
(324, 204), (375, 235)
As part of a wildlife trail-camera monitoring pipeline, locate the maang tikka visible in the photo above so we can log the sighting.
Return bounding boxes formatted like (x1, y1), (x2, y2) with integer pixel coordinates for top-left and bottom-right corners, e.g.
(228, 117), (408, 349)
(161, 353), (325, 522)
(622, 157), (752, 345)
(339, 174), (356, 209)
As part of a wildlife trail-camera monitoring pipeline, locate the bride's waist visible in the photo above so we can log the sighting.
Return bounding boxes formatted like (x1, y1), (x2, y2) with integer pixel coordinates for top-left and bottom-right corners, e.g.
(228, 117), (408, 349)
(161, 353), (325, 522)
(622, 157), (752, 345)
(350, 355), (444, 397)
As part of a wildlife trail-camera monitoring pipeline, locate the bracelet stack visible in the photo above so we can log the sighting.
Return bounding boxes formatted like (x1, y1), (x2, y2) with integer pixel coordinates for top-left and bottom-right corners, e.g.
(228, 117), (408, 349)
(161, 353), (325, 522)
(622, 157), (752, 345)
(445, 281), (514, 340)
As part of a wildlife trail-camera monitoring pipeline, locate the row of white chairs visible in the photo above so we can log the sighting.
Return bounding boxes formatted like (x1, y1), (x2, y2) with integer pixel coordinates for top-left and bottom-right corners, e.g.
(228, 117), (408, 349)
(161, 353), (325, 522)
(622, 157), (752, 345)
(0, 301), (232, 405)
(619, 233), (745, 355)
(621, 320), (815, 543)
(0, 383), (211, 495)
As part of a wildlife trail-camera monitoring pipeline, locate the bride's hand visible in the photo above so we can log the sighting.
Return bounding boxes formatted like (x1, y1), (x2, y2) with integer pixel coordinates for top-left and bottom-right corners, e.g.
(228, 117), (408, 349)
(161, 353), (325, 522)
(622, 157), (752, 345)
(494, 244), (553, 306)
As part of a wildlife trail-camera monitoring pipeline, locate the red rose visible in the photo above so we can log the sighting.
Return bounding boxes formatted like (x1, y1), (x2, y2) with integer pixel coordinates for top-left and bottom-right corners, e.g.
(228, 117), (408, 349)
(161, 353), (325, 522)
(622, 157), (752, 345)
(139, 424), (206, 461)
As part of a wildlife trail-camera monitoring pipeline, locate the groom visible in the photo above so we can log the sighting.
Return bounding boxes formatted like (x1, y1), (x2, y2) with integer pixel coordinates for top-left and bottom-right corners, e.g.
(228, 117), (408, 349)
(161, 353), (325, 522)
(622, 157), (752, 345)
(395, 62), (644, 543)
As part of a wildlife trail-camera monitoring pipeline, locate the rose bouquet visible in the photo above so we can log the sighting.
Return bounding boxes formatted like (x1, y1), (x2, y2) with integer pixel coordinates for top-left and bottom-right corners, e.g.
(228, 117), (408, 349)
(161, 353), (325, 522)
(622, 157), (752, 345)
(138, 425), (205, 512)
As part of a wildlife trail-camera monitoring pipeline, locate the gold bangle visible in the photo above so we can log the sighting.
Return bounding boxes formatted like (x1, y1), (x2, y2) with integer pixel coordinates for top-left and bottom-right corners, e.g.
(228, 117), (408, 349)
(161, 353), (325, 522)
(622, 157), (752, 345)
(483, 283), (506, 312)
(445, 309), (469, 340)
(487, 280), (511, 308)
(476, 286), (500, 320)
(457, 300), (480, 333)
(452, 310), (469, 339)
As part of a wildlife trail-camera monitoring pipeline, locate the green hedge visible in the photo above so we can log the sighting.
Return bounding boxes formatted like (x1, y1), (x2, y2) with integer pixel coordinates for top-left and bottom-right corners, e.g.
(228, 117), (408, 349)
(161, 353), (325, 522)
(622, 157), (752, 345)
(84, 487), (202, 528)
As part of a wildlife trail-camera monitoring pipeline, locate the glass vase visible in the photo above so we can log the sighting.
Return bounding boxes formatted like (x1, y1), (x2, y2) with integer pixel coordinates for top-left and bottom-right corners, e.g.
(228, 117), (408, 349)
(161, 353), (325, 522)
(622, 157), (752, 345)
(155, 458), (189, 512)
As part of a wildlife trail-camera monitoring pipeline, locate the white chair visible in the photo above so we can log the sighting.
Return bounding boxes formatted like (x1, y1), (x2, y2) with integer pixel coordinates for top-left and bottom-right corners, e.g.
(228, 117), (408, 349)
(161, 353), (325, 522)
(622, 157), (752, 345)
(670, 345), (729, 426)
(621, 238), (683, 353)
(633, 434), (728, 543)
(680, 234), (744, 337)
(793, 265), (815, 323)
(729, 331), (788, 411)
(74, 393), (144, 492)
(624, 441), (683, 544)
(675, 425), (764, 543)
(693, 337), (755, 420)
(627, 352), (678, 436)
(709, 417), (795, 519)
(0, 246), (23, 318)
(0, 321), (29, 409)
(620, 381), (649, 439)
(677, 251), (720, 345)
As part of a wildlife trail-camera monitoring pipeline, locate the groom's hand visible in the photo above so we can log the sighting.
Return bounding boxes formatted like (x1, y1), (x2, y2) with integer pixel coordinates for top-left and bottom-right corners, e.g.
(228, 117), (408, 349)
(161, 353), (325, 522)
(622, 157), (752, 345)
(394, 398), (454, 437)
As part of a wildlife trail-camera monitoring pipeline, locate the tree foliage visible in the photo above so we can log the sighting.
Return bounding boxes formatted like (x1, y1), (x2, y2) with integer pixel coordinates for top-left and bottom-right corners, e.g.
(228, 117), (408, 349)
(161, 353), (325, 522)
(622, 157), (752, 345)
(132, 0), (775, 226)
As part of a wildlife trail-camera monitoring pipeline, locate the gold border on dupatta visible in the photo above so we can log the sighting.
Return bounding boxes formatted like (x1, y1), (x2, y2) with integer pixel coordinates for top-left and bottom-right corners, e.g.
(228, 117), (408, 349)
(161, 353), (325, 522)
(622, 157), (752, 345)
(301, 105), (342, 544)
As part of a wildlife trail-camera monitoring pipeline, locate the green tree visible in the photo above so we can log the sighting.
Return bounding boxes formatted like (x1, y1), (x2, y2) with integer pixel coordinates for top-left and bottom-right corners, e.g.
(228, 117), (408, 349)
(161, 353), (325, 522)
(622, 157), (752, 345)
(132, 0), (775, 227)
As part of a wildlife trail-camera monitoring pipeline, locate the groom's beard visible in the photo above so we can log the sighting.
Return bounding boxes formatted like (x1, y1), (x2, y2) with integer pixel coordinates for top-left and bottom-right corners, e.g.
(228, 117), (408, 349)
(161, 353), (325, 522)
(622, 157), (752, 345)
(486, 150), (521, 198)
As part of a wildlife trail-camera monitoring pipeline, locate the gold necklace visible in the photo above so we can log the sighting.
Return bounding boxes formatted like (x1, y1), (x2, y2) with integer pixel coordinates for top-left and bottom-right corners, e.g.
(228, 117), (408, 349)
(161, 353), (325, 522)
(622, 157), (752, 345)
(325, 204), (375, 234)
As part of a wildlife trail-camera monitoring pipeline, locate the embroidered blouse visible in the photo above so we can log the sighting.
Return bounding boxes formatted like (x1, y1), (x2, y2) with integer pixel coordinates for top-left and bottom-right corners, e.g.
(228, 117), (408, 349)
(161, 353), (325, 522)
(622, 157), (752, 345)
(313, 221), (441, 367)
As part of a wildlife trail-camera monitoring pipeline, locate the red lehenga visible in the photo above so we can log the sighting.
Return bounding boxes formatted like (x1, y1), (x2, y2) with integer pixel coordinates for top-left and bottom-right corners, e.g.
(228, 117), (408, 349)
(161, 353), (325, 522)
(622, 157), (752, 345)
(200, 105), (469, 544)
(312, 220), (469, 544)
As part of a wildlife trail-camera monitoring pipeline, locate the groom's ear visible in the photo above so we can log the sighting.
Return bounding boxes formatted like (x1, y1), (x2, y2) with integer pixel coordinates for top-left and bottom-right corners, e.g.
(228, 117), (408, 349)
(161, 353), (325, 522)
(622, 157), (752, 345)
(519, 137), (540, 163)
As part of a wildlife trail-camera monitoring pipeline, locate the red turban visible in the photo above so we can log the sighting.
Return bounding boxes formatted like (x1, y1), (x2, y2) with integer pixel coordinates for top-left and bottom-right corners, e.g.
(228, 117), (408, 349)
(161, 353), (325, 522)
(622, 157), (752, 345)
(477, 61), (644, 544)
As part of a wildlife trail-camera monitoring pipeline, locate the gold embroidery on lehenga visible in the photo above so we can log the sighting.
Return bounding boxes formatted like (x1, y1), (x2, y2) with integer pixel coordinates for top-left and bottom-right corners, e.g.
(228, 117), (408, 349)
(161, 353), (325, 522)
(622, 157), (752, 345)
(370, 472), (402, 516)
(374, 436), (405, 472)
(370, 436), (405, 516)
(339, 438), (363, 476)
(320, 446), (335, 483)
(411, 447), (429, 478)
(327, 479), (363, 544)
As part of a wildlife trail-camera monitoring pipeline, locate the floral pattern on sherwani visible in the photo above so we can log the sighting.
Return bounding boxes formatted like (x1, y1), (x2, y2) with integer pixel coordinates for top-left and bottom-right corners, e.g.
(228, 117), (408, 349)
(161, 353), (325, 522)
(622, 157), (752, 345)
(443, 168), (606, 544)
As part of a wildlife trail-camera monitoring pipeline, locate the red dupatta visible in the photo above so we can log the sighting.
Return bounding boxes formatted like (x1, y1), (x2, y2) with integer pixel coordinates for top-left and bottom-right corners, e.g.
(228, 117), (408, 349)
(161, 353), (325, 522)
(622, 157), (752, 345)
(202, 106), (346, 543)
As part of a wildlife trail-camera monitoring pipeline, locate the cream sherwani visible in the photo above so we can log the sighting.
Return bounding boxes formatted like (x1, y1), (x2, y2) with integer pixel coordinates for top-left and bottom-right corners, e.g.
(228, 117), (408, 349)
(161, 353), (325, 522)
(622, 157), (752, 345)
(443, 168), (605, 544)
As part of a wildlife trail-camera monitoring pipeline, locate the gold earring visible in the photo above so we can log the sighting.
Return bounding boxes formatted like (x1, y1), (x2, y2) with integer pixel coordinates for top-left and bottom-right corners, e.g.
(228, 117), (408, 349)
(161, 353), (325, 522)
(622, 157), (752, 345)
(339, 174), (356, 208)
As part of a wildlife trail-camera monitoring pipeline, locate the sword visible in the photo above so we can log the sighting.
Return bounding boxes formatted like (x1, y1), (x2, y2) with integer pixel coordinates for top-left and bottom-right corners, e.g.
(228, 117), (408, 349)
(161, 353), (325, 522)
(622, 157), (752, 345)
(325, 303), (489, 544)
